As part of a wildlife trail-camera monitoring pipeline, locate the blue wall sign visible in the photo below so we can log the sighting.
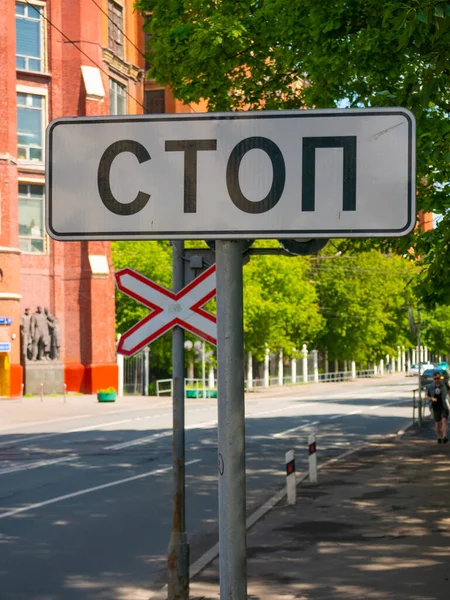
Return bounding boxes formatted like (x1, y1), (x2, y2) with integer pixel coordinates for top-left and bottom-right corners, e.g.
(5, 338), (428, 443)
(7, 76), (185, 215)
(0, 343), (11, 352)
(0, 318), (12, 325)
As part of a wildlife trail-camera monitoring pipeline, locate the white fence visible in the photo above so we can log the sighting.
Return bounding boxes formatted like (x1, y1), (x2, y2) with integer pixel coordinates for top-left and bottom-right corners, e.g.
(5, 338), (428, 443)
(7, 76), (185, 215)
(156, 369), (377, 397)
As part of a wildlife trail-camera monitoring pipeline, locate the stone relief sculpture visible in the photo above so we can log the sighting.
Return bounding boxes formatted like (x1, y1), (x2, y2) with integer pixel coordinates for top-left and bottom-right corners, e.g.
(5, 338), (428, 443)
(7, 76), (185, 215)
(46, 310), (61, 360)
(20, 307), (32, 361)
(20, 306), (62, 361)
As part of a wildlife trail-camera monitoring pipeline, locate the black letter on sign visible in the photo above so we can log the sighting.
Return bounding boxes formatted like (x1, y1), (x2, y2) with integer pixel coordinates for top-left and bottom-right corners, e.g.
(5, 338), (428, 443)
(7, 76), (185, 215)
(165, 140), (217, 213)
(302, 136), (357, 212)
(226, 136), (285, 214)
(97, 140), (151, 215)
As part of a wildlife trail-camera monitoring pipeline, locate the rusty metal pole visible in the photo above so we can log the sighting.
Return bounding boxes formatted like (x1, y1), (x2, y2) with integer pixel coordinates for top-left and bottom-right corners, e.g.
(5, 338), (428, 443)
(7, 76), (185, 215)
(417, 310), (423, 427)
(168, 240), (189, 599)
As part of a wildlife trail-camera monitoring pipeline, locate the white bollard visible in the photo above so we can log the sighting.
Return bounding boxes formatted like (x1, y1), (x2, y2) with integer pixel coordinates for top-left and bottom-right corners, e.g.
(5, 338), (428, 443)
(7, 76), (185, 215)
(40, 383), (44, 403)
(117, 352), (124, 397)
(302, 344), (308, 383)
(379, 359), (384, 376)
(313, 350), (319, 383)
(20, 383), (24, 402)
(351, 360), (356, 379)
(285, 449), (296, 505)
(247, 351), (253, 391)
(264, 347), (270, 388)
(291, 357), (297, 384)
(64, 383), (67, 403)
(278, 349), (283, 386)
(308, 433), (318, 484)
(208, 363), (215, 390)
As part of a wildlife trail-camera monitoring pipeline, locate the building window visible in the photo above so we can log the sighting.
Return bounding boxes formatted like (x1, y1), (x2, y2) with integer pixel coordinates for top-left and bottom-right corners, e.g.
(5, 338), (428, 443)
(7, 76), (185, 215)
(17, 92), (44, 162)
(108, 1), (124, 59)
(15, 1), (44, 72)
(18, 183), (46, 254)
(145, 90), (165, 114)
(109, 79), (127, 115)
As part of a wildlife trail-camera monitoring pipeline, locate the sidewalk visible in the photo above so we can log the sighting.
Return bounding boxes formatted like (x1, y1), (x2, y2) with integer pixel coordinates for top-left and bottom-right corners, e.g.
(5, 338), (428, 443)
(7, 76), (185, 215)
(188, 418), (450, 600)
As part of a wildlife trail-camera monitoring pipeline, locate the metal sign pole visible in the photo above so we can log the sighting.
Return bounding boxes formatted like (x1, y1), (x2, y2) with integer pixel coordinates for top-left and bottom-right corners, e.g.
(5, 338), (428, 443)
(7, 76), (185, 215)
(417, 310), (422, 426)
(216, 239), (247, 599)
(168, 240), (189, 599)
(202, 341), (206, 398)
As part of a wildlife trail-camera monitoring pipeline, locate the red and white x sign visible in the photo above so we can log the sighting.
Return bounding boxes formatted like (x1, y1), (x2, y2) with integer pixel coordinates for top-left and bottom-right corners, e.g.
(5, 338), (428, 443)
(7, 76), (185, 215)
(116, 264), (217, 357)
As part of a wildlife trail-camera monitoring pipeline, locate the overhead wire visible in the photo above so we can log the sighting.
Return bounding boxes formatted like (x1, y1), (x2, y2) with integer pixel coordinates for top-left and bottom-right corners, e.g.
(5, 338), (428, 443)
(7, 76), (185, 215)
(24, 0), (146, 111)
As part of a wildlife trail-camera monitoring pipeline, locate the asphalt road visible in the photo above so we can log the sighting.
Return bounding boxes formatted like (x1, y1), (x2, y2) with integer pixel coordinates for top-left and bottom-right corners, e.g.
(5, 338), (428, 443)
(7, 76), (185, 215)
(0, 375), (415, 600)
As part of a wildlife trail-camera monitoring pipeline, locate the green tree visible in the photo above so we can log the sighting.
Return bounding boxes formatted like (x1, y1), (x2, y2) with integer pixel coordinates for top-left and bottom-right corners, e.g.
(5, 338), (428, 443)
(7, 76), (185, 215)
(136, 0), (450, 305)
(422, 306), (450, 356)
(313, 250), (417, 364)
(243, 246), (324, 360)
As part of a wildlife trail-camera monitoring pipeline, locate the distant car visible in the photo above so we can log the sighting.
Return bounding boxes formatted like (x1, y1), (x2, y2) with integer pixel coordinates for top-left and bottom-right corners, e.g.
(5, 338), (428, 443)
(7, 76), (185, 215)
(420, 368), (449, 388)
(408, 363), (419, 377)
(421, 361), (435, 370)
(438, 361), (450, 371)
(408, 362), (433, 377)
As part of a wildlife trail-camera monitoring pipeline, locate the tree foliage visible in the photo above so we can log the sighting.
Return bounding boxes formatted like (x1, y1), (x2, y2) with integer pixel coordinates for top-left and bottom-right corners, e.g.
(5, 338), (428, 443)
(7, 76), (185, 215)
(313, 249), (418, 363)
(243, 248), (324, 360)
(112, 239), (424, 374)
(422, 306), (450, 355)
(136, 0), (450, 305)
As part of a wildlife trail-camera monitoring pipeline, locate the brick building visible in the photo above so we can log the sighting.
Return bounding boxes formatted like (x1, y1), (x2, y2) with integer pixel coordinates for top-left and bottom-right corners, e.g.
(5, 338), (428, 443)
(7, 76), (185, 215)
(0, 0), (205, 397)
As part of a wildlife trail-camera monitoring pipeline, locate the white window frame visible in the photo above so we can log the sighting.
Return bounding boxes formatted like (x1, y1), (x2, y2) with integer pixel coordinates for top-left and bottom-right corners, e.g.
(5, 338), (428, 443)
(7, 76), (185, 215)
(17, 179), (47, 255)
(16, 84), (48, 166)
(108, 0), (125, 59)
(15, 0), (47, 73)
(109, 78), (127, 115)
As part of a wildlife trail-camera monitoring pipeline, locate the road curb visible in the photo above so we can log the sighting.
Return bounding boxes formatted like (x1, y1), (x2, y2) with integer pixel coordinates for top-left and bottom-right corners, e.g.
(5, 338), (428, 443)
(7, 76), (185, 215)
(148, 421), (413, 599)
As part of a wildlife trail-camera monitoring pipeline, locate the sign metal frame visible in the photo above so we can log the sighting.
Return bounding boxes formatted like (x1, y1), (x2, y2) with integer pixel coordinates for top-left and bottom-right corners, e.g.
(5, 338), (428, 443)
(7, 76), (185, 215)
(46, 108), (416, 241)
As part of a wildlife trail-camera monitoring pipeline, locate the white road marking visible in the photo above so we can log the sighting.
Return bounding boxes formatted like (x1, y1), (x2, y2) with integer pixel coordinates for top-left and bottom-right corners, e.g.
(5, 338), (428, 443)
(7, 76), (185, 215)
(273, 420), (320, 438)
(106, 420), (218, 451)
(329, 399), (411, 420)
(107, 405), (310, 451)
(0, 456), (77, 477)
(0, 416), (157, 449)
(0, 459), (202, 520)
(105, 431), (172, 450)
(247, 403), (309, 418)
(0, 414), (94, 433)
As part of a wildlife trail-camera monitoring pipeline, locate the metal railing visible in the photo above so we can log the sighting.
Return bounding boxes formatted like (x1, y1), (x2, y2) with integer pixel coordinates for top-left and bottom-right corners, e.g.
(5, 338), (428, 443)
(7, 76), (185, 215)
(156, 378), (173, 397)
(157, 378), (219, 398)
(156, 368), (378, 397)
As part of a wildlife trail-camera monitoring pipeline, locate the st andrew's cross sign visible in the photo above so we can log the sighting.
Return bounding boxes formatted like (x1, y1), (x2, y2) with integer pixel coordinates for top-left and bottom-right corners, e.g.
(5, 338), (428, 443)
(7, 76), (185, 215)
(46, 108), (415, 241)
(116, 264), (216, 357)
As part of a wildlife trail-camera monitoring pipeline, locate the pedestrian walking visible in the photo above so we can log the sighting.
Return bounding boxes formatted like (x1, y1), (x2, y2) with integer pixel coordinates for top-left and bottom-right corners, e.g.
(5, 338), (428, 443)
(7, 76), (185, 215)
(426, 371), (449, 443)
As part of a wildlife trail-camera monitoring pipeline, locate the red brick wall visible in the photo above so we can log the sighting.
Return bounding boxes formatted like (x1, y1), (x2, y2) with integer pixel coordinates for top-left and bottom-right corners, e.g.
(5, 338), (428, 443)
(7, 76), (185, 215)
(0, 1), (21, 388)
(7, 0), (119, 394)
